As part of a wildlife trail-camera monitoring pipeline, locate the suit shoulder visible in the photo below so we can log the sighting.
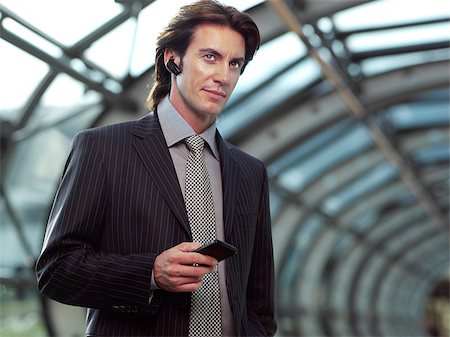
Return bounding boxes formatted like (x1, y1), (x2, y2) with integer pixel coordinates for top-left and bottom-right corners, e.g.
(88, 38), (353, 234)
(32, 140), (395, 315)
(75, 119), (137, 141)
(74, 111), (157, 142)
(70, 113), (157, 159)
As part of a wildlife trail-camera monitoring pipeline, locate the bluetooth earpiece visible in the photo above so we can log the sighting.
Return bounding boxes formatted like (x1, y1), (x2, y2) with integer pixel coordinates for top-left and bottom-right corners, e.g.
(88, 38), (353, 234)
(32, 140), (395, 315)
(166, 59), (181, 76)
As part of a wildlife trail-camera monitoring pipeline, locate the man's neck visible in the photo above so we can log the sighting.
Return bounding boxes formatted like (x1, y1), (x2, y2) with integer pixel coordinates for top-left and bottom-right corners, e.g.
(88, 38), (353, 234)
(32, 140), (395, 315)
(168, 96), (216, 134)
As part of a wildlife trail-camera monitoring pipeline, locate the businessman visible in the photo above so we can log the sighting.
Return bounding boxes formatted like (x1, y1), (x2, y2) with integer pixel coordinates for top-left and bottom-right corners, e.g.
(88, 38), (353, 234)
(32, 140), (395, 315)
(36, 0), (276, 336)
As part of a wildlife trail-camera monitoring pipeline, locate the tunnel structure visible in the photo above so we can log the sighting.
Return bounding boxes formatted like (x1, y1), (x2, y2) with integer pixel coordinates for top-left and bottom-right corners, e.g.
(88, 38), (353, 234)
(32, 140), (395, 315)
(0, 1), (449, 336)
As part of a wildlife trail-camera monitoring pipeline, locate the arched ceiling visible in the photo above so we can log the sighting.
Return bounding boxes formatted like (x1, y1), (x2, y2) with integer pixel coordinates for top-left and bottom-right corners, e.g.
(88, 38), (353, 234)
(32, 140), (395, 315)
(0, 1), (449, 336)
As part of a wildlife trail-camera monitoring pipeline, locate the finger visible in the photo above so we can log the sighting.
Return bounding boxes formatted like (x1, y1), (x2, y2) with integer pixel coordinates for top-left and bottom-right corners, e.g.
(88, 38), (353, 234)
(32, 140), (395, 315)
(181, 263), (216, 276)
(169, 250), (217, 267)
(191, 252), (218, 266)
(176, 241), (203, 252)
(172, 280), (203, 293)
(170, 275), (203, 285)
(160, 259), (215, 277)
(168, 264), (215, 278)
(164, 276), (203, 292)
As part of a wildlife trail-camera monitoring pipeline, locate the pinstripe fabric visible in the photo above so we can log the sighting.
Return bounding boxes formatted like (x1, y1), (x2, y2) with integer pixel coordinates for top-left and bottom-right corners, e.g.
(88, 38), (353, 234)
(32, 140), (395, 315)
(36, 112), (276, 336)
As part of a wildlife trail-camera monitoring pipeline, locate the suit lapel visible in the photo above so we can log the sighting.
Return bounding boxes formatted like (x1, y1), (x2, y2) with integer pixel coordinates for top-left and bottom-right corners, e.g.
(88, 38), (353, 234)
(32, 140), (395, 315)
(217, 132), (240, 239)
(132, 113), (191, 239)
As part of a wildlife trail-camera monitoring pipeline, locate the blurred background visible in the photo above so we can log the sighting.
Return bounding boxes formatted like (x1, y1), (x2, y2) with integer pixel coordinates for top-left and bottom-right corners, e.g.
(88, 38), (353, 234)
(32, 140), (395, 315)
(0, 0), (449, 336)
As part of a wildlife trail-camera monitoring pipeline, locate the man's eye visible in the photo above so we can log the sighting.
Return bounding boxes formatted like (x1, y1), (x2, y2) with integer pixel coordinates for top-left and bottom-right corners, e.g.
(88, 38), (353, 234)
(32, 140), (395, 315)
(230, 61), (242, 69)
(204, 54), (215, 61)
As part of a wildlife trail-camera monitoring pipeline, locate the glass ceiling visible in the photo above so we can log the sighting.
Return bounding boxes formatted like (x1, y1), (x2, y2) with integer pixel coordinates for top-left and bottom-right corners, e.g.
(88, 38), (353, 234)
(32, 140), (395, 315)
(0, 0), (448, 336)
(0, 0), (263, 112)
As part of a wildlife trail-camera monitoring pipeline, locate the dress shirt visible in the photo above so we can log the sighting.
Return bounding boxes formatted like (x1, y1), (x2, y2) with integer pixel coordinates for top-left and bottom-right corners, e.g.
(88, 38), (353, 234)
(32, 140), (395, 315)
(153, 96), (235, 336)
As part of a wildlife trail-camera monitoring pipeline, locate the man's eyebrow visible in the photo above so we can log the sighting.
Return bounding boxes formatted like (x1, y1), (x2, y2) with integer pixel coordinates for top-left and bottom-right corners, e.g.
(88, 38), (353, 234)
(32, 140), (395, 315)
(199, 48), (223, 57)
(232, 57), (246, 65)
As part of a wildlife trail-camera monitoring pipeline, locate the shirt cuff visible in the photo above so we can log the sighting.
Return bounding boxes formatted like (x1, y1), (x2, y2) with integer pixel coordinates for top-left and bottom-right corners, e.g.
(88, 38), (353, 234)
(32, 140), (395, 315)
(150, 270), (160, 291)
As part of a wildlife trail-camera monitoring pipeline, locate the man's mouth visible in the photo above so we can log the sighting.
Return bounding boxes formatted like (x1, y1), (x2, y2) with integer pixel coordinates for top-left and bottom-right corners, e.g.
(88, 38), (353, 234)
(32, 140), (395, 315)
(203, 88), (226, 99)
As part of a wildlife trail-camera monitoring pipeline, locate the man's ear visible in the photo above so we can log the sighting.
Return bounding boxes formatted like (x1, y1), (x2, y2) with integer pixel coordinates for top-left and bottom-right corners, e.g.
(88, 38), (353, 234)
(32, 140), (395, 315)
(164, 49), (182, 75)
(164, 49), (180, 66)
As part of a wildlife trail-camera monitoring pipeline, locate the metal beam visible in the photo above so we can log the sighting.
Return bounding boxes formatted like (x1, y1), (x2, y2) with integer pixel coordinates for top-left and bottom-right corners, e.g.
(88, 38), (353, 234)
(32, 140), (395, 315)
(267, 0), (447, 228)
(351, 40), (449, 62)
(0, 183), (35, 268)
(368, 229), (444, 336)
(0, 28), (137, 111)
(335, 17), (450, 38)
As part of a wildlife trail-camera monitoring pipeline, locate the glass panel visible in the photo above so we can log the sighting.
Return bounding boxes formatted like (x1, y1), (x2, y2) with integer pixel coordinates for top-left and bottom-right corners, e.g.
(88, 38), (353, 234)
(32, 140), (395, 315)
(425, 256), (450, 280)
(354, 254), (385, 334)
(417, 87), (449, 101)
(2, 17), (62, 58)
(330, 243), (366, 310)
(3, 128), (72, 256)
(402, 236), (447, 269)
(268, 190), (283, 220)
(346, 22), (450, 52)
(383, 267), (414, 314)
(0, 206), (29, 273)
(333, 0), (450, 31)
(269, 119), (353, 177)
(218, 58), (320, 138)
(368, 205), (424, 244)
(27, 73), (102, 129)
(0, 40), (49, 116)
(85, 18), (137, 79)
(272, 205), (305, 275)
(401, 129), (449, 153)
(332, 233), (356, 259)
(229, 32), (307, 104)
(1, 0), (123, 46)
(298, 228), (338, 308)
(279, 215), (324, 306)
(128, 6), (158, 77)
(302, 149), (385, 207)
(361, 49), (449, 76)
(323, 162), (397, 216)
(340, 181), (412, 230)
(385, 102), (450, 130)
(414, 144), (449, 164)
(278, 124), (373, 192)
(3, 107), (102, 258)
(383, 221), (435, 255)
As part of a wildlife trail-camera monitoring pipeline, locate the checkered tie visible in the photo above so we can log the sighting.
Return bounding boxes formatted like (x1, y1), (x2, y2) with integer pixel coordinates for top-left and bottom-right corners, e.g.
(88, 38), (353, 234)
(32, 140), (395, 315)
(184, 135), (222, 337)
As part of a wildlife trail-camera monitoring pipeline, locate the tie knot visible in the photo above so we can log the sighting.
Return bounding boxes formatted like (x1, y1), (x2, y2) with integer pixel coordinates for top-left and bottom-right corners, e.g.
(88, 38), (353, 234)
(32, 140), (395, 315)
(185, 135), (205, 154)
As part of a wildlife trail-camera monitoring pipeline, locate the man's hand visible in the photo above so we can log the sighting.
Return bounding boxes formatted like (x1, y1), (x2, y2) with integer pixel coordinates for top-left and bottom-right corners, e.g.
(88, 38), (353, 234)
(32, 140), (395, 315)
(153, 242), (218, 292)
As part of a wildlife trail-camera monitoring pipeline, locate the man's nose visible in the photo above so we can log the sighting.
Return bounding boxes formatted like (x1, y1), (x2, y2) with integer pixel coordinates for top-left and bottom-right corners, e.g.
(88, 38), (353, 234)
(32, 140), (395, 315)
(213, 63), (230, 85)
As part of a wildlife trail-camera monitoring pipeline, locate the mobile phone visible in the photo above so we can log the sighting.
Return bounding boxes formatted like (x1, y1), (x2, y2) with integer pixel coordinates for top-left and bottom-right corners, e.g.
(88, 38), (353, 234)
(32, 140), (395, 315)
(194, 240), (237, 262)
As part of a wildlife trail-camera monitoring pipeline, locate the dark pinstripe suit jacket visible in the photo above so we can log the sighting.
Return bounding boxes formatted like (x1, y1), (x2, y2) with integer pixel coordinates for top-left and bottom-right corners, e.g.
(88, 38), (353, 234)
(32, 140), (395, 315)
(36, 112), (276, 336)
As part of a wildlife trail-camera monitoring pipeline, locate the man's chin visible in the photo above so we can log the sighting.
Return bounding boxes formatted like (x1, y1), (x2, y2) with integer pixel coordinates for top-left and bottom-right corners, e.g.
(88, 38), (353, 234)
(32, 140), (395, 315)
(202, 103), (224, 117)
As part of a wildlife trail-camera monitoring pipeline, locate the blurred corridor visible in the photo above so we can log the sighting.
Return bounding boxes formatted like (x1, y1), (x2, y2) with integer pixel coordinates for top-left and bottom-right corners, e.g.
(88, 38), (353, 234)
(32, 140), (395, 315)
(1, 0), (449, 336)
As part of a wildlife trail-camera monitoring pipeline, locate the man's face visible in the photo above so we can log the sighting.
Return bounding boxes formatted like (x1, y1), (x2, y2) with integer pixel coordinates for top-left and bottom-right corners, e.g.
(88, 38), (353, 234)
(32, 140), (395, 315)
(168, 24), (246, 129)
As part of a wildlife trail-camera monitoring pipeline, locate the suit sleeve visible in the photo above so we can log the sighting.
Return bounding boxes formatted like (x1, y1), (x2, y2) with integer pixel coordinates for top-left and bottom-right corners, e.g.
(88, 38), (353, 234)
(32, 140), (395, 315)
(246, 167), (277, 336)
(35, 131), (158, 314)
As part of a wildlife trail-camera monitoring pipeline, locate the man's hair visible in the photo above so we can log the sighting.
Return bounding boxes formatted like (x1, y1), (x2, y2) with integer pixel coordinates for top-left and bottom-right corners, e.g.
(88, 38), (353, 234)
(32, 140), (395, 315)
(146, 0), (260, 111)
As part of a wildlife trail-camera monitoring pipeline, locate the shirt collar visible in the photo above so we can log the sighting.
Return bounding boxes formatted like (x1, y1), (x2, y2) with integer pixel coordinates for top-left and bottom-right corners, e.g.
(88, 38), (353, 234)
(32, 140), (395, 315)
(157, 96), (219, 160)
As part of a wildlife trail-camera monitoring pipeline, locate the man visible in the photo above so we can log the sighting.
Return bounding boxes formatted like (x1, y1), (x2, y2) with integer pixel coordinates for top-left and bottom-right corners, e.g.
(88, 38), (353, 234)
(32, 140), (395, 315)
(36, 1), (276, 336)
